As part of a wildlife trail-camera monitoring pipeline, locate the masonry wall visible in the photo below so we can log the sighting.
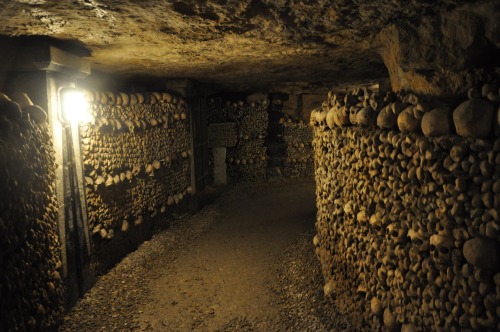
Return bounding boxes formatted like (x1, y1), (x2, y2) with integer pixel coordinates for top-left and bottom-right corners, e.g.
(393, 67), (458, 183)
(312, 84), (500, 331)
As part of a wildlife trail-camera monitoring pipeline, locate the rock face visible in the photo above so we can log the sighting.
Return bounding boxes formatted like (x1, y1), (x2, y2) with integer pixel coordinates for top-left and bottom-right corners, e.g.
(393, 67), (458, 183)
(379, 0), (500, 96)
(0, 0), (495, 92)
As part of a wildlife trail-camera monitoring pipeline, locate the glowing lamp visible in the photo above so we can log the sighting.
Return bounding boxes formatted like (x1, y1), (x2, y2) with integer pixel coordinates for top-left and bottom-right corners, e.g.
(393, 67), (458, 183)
(60, 88), (93, 125)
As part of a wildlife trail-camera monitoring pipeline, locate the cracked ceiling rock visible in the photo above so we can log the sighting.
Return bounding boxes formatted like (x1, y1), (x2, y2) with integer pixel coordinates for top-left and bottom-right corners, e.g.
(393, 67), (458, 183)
(0, 0), (496, 92)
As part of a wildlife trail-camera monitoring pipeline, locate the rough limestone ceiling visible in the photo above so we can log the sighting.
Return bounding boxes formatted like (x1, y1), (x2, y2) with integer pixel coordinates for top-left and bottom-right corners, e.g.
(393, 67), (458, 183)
(0, 0), (487, 91)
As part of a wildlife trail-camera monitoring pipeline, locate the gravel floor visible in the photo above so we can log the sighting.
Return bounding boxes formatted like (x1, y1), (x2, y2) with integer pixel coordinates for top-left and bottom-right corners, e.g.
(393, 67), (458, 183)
(273, 227), (356, 331)
(59, 181), (351, 331)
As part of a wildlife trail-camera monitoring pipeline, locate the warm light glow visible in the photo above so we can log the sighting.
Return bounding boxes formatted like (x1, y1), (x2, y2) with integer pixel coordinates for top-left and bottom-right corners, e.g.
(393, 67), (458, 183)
(60, 88), (93, 124)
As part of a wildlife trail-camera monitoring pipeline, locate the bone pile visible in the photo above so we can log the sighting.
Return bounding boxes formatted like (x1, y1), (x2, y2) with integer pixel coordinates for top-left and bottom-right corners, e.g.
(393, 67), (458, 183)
(0, 93), (63, 331)
(208, 97), (268, 183)
(81, 90), (192, 242)
(311, 82), (500, 331)
(280, 115), (314, 178)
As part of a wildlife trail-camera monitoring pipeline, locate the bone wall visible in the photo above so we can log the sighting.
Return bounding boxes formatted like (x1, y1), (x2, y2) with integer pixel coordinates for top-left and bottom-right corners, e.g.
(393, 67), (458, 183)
(207, 94), (315, 183)
(267, 94), (314, 180)
(207, 96), (268, 183)
(312, 83), (500, 330)
(280, 116), (314, 179)
(81, 90), (192, 271)
(0, 94), (63, 331)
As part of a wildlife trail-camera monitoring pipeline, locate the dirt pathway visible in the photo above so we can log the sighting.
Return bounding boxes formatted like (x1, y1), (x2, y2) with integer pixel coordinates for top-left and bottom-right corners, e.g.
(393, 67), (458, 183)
(61, 181), (349, 332)
(138, 182), (316, 331)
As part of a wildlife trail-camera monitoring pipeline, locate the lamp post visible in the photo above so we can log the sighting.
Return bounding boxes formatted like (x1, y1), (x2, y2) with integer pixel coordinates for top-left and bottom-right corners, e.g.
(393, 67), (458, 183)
(59, 87), (94, 298)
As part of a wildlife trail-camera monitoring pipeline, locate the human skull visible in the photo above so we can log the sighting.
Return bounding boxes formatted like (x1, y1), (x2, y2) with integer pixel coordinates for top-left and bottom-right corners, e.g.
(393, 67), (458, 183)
(386, 223), (405, 244)
(334, 106), (350, 126)
(326, 107), (336, 129)
(369, 212), (386, 234)
(377, 105), (394, 129)
(356, 106), (376, 127)
(377, 102), (405, 129)
(131, 165), (141, 176)
(449, 145), (467, 163)
(310, 108), (320, 126)
(397, 105), (422, 133)
(463, 237), (500, 269)
(430, 233), (454, 266)
(453, 99), (494, 138)
(349, 106), (359, 125)
(316, 107), (328, 126)
(421, 107), (453, 137)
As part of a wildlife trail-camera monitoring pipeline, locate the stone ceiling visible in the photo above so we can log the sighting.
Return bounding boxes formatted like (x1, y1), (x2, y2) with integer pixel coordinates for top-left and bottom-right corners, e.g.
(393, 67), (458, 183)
(0, 0), (478, 92)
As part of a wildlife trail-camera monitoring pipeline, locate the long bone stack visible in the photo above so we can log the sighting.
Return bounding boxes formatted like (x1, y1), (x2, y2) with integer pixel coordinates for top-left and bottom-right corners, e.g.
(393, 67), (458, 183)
(0, 93), (63, 331)
(208, 97), (269, 183)
(280, 115), (314, 178)
(81, 90), (192, 241)
(311, 81), (500, 331)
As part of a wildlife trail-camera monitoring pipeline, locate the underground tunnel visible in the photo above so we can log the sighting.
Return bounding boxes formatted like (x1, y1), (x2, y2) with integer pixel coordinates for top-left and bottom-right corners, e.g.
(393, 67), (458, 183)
(0, 0), (500, 331)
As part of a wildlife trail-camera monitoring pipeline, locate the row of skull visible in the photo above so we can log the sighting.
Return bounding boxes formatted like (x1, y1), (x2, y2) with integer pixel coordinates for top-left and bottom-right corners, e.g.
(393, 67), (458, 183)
(82, 94), (193, 240)
(311, 83), (500, 139)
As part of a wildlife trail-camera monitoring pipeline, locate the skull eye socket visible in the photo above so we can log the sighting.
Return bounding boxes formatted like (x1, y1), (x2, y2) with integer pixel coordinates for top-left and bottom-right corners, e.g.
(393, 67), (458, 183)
(375, 226), (382, 232)
(439, 247), (450, 254)
(430, 244), (436, 251)
(391, 230), (398, 237)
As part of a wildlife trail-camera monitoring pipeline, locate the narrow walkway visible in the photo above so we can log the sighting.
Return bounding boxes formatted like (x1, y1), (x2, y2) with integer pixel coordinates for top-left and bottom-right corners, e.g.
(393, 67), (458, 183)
(139, 181), (316, 331)
(60, 181), (327, 332)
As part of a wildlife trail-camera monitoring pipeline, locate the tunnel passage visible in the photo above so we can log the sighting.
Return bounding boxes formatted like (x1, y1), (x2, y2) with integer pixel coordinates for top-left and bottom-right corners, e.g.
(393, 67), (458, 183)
(206, 93), (314, 184)
(0, 0), (499, 331)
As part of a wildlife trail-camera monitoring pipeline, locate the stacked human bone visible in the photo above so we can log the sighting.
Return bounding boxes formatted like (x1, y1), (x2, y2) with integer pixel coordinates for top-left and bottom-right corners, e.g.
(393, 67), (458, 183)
(81, 90), (192, 241)
(208, 97), (268, 182)
(311, 82), (500, 331)
(0, 93), (63, 331)
(280, 115), (314, 178)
